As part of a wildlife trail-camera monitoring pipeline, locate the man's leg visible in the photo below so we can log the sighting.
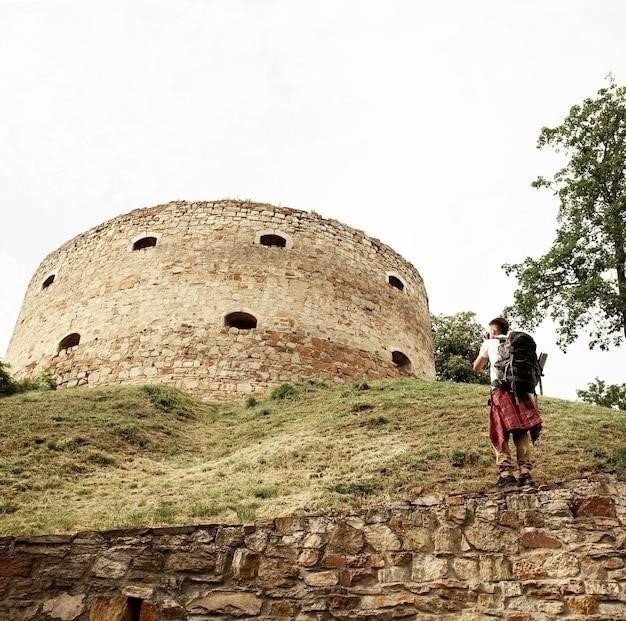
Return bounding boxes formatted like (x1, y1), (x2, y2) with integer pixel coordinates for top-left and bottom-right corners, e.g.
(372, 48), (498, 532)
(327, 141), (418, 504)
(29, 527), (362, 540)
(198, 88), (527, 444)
(512, 430), (532, 474)
(512, 430), (534, 486)
(493, 433), (515, 483)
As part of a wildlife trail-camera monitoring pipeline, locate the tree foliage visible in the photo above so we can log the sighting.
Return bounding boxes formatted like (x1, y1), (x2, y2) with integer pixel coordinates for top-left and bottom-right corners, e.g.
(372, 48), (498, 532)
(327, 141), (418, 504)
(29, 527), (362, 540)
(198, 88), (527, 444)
(577, 377), (626, 410)
(0, 361), (14, 396)
(431, 311), (490, 384)
(0, 361), (56, 398)
(504, 78), (626, 351)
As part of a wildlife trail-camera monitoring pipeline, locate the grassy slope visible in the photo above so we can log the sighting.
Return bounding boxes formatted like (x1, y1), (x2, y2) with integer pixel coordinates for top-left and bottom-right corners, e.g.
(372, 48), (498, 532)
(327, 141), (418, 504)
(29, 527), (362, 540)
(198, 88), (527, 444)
(0, 380), (625, 536)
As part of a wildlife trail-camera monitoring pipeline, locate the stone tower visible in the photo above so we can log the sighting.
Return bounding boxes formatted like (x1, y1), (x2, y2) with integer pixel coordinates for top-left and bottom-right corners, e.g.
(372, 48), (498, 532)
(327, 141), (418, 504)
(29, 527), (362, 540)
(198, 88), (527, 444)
(5, 201), (434, 399)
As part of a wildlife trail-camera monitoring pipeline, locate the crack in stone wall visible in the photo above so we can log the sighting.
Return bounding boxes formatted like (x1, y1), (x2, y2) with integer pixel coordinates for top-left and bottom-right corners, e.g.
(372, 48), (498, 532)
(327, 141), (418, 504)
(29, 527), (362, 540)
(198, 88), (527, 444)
(1, 475), (625, 620)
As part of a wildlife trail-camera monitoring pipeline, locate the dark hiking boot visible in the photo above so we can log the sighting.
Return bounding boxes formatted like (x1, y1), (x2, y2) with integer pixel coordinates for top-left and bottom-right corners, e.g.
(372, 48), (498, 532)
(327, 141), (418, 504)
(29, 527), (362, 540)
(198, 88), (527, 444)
(497, 475), (518, 490)
(518, 473), (535, 488)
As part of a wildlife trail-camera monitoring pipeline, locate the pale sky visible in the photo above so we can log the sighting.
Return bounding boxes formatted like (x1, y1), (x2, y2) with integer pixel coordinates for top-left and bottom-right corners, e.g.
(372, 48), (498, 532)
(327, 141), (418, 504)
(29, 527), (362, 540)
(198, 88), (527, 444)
(1, 0), (625, 400)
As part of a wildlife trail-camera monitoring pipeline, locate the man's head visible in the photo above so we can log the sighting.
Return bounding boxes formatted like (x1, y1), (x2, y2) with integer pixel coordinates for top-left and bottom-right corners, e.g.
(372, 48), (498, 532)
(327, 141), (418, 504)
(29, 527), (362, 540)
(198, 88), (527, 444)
(488, 317), (509, 338)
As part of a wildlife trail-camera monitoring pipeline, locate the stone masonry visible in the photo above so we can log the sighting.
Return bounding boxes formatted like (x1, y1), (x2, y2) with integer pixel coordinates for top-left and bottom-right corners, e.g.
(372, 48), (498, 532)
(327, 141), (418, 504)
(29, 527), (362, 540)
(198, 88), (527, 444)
(1, 474), (625, 620)
(5, 201), (434, 400)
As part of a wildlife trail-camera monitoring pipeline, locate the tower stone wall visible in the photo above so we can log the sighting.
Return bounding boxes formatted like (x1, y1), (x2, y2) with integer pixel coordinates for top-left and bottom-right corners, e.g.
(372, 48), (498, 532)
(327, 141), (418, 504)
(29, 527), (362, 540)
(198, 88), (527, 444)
(5, 201), (434, 399)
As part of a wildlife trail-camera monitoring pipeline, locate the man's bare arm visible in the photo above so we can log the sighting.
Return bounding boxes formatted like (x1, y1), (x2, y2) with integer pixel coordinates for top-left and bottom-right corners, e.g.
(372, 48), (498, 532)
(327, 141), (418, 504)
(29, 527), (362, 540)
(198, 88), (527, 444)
(473, 355), (488, 373)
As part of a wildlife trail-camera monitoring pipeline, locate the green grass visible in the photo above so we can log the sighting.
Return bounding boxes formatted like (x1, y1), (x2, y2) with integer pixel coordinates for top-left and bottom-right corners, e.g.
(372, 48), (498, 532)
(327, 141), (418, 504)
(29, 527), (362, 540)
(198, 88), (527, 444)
(0, 380), (624, 535)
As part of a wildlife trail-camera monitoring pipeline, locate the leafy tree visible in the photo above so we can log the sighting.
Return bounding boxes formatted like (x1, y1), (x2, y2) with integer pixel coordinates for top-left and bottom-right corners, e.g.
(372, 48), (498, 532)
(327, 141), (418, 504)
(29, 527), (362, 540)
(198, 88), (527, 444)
(577, 377), (626, 410)
(504, 78), (626, 351)
(0, 361), (17, 396)
(0, 361), (56, 398)
(431, 311), (490, 384)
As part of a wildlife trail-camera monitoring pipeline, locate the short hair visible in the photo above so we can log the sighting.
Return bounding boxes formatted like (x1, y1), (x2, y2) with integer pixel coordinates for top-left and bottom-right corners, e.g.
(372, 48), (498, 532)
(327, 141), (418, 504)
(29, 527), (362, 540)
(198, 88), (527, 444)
(489, 317), (509, 335)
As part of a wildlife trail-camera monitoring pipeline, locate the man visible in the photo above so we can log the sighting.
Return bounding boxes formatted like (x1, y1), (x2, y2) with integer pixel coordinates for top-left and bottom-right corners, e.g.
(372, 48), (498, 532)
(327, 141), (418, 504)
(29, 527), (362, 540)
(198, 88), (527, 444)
(473, 317), (542, 490)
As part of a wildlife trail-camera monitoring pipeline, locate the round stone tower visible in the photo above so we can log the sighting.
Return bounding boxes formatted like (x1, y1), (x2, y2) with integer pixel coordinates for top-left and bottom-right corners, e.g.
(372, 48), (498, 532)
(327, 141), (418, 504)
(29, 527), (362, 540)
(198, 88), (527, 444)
(5, 201), (434, 399)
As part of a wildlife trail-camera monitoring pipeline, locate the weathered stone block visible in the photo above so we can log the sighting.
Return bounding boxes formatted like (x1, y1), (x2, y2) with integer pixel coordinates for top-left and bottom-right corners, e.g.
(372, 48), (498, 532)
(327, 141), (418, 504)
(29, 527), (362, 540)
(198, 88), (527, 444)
(584, 580), (620, 597)
(411, 554), (448, 582)
(400, 526), (430, 551)
(42, 592), (85, 620)
(363, 524), (401, 553)
(542, 552), (580, 578)
(230, 548), (259, 579)
(519, 530), (562, 549)
(0, 555), (34, 577)
(360, 591), (415, 609)
(258, 556), (299, 586)
(451, 557), (478, 581)
(327, 524), (364, 554)
(302, 569), (339, 587)
(479, 554), (512, 582)
(433, 525), (462, 554)
(465, 521), (515, 552)
(566, 595), (598, 615)
(187, 590), (263, 616)
(90, 555), (130, 579)
(165, 552), (216, 573)
(573, 496), (616, 518)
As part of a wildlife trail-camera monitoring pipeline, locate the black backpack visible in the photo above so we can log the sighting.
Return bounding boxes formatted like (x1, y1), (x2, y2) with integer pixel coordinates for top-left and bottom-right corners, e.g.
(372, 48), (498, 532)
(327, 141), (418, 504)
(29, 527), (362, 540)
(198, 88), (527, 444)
(493, 331), (543, 396)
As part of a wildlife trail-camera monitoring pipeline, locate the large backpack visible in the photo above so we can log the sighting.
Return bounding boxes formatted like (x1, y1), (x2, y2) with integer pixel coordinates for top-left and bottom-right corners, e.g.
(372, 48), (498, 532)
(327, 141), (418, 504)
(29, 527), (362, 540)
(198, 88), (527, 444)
(493, 331), (543, 396)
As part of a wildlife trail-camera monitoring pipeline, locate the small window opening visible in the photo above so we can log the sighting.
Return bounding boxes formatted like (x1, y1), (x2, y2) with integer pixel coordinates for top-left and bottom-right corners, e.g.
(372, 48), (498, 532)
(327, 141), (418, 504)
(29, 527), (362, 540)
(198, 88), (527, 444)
(132, 236), (157, 251)
(392, 350), (412, 372)
(224, 312), (257, 330)
(388, 275), (405, 291)
(42, 274), (56, 289)
(58, 333), (80, 352)
(128, 598), (142, 621)
(260, 234), (287, 248)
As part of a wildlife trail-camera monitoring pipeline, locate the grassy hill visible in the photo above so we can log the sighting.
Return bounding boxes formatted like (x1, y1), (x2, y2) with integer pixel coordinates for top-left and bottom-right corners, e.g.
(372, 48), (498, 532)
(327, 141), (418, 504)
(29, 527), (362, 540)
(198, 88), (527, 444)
(0, 379), (625, 536)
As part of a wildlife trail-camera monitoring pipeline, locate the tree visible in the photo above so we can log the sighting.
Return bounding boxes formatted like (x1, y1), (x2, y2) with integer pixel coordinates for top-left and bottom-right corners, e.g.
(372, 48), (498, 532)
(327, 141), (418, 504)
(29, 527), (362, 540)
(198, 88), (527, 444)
(431, 311), (490, 384)
(503, 78), (626, 351)
(0, 361), (56, 397)
(0, 361), (16, 396)
(577, 377), (626, 410)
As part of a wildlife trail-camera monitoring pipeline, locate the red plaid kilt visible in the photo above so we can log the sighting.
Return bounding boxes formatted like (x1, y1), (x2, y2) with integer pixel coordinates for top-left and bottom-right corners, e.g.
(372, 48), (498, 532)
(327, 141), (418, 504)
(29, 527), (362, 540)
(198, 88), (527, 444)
(489, 388), (542, 452)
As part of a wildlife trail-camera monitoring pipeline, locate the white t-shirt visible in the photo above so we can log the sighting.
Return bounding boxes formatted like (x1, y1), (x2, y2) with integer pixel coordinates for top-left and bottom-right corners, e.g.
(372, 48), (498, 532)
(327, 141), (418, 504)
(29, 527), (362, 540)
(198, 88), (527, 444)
(479, 338), (505, 383)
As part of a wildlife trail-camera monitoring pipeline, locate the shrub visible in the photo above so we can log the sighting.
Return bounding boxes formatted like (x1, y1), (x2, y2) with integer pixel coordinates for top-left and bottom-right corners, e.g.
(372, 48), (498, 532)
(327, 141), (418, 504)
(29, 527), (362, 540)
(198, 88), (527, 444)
(252, 484), (278, 499)
(0, 362), (56, 397)
(330, 481), (377, 496)
(154, 501), (174, 521)
(113, 423), (149, 448)
(228, 502), (258, 522)
(141, 385), (195, 418)
(609, 447), (626, 469)
(85, 451), (116, 466)
(0, 361), (16, 396)
(191, 500), (224, 518)
(270, 383), (297, 400)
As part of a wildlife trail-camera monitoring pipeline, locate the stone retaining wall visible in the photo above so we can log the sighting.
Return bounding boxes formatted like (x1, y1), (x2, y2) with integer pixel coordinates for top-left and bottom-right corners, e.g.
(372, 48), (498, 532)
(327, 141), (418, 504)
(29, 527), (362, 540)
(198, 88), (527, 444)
(1, 475), (625, 620)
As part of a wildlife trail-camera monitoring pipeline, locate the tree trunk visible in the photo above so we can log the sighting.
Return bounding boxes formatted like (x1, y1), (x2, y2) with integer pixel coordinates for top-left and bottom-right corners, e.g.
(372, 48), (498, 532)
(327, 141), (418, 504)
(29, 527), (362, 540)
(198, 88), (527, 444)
(613, 215), (626, 339)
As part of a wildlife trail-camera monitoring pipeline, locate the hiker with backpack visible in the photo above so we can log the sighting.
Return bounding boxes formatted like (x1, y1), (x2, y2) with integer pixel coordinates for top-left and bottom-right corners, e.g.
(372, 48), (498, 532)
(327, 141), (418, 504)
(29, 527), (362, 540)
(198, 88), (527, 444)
(472, 317), (543, 490)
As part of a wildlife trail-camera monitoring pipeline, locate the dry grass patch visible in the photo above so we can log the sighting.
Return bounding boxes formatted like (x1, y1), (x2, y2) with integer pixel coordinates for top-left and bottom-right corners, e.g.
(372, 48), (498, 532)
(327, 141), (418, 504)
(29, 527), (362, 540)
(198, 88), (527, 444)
(0, 380), (624, 535)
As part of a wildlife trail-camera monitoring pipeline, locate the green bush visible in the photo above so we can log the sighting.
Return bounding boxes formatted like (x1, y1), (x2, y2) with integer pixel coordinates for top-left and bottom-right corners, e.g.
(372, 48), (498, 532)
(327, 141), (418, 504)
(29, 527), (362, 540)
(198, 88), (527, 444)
(0, 361), (15, 396)
(609, 447), (626, 469)
(141, 385), (195, 418)
(252, 484), (278, 499)
(0, 361), (56, 397)
(113, 423), (149, 448)
(270, 383), (296, 400)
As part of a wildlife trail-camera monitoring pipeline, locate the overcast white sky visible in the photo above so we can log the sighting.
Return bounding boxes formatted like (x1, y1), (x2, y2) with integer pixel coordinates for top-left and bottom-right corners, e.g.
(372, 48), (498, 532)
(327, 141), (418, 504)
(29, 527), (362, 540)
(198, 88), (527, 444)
(1, 0), (625, 400)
